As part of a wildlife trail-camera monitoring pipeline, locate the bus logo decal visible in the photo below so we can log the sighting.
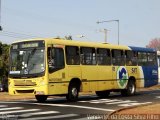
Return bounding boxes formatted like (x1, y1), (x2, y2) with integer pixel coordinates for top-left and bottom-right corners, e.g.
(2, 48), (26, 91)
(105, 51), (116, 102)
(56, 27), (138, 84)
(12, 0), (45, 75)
(117, 66), (128, 88)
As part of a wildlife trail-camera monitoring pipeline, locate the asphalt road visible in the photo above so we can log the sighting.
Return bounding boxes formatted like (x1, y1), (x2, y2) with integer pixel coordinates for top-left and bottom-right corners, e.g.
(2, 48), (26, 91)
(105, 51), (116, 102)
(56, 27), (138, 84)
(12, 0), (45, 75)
(0, 90), (160, 120)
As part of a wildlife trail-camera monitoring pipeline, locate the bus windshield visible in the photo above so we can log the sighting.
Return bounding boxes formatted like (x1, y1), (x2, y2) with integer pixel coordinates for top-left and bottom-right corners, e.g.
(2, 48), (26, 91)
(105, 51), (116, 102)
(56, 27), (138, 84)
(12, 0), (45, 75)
(9, 48), (45, 77)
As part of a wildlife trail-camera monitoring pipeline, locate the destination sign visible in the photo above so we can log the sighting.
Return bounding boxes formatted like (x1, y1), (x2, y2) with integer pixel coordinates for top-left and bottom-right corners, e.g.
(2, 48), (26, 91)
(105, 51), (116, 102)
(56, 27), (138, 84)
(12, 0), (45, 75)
(20, 42), (39, 48)
(11, 40), (45, 49)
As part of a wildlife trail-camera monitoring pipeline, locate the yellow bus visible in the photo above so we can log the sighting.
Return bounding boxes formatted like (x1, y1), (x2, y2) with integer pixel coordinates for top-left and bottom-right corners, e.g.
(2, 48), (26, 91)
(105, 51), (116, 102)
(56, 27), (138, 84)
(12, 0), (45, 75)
(8, 38), (158, 102)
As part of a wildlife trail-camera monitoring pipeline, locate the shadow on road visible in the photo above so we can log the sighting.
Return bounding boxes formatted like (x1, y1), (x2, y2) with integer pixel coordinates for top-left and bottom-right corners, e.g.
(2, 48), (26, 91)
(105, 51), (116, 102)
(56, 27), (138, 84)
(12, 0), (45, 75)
(29, 91), (152, 104)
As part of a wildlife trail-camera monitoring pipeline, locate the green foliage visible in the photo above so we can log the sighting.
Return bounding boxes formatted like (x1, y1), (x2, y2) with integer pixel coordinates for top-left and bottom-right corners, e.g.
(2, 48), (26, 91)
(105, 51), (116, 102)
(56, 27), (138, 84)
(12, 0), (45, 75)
(0, 41), (2, 55)
(0, 42), (10, 77)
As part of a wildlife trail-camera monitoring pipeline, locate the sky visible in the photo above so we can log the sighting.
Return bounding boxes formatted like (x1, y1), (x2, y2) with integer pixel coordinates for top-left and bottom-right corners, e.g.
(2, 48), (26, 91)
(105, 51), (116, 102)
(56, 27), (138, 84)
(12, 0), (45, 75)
(0, 0), (160, 47)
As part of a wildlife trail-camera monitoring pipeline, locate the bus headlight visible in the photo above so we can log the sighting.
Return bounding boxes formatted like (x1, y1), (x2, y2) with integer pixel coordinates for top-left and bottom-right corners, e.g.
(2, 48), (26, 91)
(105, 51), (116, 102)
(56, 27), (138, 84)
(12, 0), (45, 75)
(39, 81), (45, 86)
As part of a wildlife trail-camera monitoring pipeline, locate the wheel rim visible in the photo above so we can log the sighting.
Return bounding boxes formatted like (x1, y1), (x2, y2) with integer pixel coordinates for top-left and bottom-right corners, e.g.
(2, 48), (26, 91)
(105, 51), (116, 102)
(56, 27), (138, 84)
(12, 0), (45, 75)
(129, 84), (135, 94)
(72, 87), (78, 97)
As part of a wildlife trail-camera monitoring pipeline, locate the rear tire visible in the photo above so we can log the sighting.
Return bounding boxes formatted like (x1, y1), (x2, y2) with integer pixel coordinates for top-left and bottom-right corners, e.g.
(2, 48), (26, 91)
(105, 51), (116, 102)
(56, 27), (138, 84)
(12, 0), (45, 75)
(35, 95), (48, 103)
(66, 83), (79, 102)
(96, 90), (110, 98)
(121, 80), (136, 96)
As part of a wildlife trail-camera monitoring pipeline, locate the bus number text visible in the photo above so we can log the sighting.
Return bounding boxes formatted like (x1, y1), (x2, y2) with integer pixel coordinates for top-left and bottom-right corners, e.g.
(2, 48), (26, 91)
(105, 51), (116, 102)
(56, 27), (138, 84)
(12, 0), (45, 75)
(131, 68), (137, 74)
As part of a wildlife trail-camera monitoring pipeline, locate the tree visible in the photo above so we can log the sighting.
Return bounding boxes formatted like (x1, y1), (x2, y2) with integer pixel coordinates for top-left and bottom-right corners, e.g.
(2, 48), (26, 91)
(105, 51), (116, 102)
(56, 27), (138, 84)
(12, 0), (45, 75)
(146, 38), (160, 50)
(0, 41), (2, 55)
(0, 42), (10, 77)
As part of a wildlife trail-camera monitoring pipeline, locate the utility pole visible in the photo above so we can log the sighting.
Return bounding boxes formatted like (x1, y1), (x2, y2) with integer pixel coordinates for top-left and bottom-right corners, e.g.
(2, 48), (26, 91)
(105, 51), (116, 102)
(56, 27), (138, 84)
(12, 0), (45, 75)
(99, 29), (109, 43)
(97, 20), (119, 45)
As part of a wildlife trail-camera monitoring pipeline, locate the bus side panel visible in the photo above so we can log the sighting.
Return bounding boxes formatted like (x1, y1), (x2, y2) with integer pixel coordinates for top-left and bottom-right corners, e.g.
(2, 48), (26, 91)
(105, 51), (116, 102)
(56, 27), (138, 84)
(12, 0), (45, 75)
(112, 66), (145, 89)
(126, 66), (144, 88)
(142, 66), (158, 87)
(81, 66), (98, 92)
(136, 66), (144, 88)
(48, 69), (68, 95)
(67, 66), (81, 79)
(97, 66), (113, 91)
(112, 66), (120, 89)
(81, 66), (113, 92)
(112, 66), (130, 89)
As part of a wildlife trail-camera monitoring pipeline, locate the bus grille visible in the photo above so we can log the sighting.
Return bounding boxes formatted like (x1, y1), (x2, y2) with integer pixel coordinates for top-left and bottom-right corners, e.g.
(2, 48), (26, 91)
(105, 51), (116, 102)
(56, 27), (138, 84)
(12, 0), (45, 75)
(16, 90), (34, 93)
(14, 80), (36, 86)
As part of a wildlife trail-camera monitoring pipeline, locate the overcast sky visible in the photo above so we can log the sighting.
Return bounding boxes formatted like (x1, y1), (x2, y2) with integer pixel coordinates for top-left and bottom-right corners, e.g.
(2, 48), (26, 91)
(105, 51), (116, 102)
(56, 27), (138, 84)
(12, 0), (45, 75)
(0, 0), (160, 47)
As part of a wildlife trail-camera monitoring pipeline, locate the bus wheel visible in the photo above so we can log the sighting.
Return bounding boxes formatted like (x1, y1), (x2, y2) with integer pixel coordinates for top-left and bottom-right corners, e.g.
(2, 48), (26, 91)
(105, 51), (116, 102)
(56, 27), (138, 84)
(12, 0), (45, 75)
(96, 90), (110, 98)
(121, 80), (136, 96)
(35, 95), (48, 103)
(66, 83), (79, 102)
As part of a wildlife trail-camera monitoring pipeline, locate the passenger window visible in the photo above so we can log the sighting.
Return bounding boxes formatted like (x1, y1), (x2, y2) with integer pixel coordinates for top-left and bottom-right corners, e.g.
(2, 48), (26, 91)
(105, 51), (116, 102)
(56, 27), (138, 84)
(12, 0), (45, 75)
(112, 50), (125, 66)
(125, 51), (138, 66)
(147, 52), (157, 66)
(138, 52), (147, 66)
(80, 47), (96, 65)
(65, 46), (80, 65)
(97, 48), (111, 65)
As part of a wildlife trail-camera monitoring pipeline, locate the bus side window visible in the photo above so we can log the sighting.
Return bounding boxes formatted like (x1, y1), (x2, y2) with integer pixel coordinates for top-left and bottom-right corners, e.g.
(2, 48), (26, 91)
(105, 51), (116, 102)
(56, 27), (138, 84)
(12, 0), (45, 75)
(48, 47), (65, 73)
(138, 52), (147, 66)
(97, 48), (111, 65)
(147, 52), (157, 66)
(132, 51), (138, 66)
(125, 50), (135, 66)
(65, 46), (80, 65)
(80, 47), (96, 65)
(112, 50), (125, 66)
(111, 50), (116, 65)
(121, 50), (125, 65)
(48, 47), (54, 68)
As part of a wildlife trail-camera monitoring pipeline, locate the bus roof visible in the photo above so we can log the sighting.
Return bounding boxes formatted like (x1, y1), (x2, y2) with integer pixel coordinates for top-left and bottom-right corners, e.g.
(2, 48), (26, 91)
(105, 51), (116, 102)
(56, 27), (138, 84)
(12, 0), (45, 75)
(129, 46), (156, 52)
(12, 38), (131, 50)
(12, 38), (155, 52)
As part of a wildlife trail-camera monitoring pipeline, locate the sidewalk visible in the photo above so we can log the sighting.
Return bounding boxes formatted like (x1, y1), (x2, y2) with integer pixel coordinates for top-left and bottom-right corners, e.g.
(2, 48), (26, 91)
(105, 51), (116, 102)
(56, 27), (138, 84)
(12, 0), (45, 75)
(108, 85), (160, 120)
(113, 103), (160, 114)
(0, 92), (34, 101)
(108, 103), (160, 120)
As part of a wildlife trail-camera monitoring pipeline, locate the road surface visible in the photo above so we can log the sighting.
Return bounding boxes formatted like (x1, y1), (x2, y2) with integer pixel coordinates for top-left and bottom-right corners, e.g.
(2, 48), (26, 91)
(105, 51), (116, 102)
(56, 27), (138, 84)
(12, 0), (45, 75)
(0, 90), (160, 120)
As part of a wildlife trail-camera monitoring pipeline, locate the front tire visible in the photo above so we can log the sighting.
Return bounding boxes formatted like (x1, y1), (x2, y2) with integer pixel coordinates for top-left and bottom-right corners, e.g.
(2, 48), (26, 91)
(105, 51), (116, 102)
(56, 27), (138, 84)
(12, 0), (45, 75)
(35, 95), (48, 103)
(121, 80), (136, 96)
(66, 83), (79, 102)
